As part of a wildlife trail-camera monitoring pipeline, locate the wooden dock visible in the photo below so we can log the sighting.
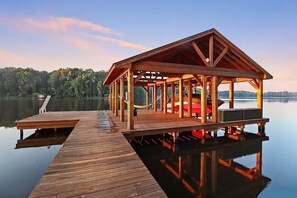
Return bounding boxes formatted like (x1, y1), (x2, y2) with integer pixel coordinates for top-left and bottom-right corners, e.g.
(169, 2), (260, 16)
(16, 110), (269, 197)
(17, 111), (166, 197)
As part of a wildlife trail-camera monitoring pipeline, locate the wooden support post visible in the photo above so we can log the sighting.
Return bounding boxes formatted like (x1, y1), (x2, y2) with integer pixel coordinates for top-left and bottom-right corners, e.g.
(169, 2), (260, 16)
(146, 86), (149, 110)
(256, 145), (262, 177)
(127, 69), (134, 130)
(20, 129), (24, 140)
(257, 123), (266, 136)
(199, 152), (207, 197)
(120, 77), (125, 122)
(163, 82), (168, 114)
(153, 84), (157, 111)
(229, 81), (234, 108)
(211, 76), (218, 122)
(179, 78), (184, 118)
(112, 83), (115, 113)
(173, 132), (179, 143)
(201, 76), (207, 123)
(109, 85), (112, 111)
(160, 85), (164, 111)
(171, 83), (175, 114)
(115, 81), (119, 116)
(211, 151), (218, 195)
(178, 156), (182, 178)
(188, 80), (192, 117)
(151, 85), (154, 110)
(257, 79), (263, 117)
(209, 35), (214, 67)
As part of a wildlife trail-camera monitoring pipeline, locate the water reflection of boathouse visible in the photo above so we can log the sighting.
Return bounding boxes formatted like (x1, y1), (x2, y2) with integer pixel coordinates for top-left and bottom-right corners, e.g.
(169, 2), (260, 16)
(133, 133), (270, 197)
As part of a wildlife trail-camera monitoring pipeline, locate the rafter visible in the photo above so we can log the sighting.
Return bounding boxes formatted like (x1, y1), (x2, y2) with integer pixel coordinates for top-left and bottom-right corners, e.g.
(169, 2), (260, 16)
(134, 71), (146, 84)
(214, 46), (229, 66)
(180, 51), (202, 65)
(192, 42), (210, 66)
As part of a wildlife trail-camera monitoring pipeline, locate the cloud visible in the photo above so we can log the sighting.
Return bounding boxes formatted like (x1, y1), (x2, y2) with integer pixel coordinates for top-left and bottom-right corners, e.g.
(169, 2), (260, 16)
(20, 16), (120, 36)
(9, 16), (150, 51)
(61, 35), (94, 51)
(93, 35), (151, 51)
(0, 15), (150, 70)
(0, 49), (28, 63)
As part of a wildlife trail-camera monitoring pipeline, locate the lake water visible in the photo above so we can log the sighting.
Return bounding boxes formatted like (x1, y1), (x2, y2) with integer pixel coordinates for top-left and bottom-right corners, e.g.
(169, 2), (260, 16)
(0, 97), (297, 197)
(0, 97), (109, 198)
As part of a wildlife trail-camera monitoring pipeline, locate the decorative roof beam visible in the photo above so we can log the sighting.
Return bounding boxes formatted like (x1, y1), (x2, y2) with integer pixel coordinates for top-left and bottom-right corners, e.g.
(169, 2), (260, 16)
(192, 42), (210, 67)
(133, 61), (264, 79)
(214, 46), (229, 67)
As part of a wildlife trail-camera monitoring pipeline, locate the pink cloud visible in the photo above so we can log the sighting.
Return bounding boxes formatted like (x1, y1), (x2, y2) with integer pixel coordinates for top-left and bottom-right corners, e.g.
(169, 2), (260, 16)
(61, 35), (94, 51)
(2, 16), (150, 51)
(0, 49), (28, 63)
(93, 35), (151, 51)
(20, 16), (120, 35)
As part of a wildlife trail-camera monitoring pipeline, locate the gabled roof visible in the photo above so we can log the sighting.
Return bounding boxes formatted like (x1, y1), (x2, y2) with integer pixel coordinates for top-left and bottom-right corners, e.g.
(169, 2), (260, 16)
(104, 28), (272, 85)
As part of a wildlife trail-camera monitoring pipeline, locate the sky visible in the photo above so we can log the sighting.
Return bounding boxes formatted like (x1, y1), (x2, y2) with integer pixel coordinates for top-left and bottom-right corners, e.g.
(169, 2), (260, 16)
(0, 0), (296, 91)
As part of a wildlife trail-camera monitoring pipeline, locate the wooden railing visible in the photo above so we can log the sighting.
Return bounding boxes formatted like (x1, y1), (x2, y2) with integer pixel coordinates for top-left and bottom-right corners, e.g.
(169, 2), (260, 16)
(39, 95), (51, 114)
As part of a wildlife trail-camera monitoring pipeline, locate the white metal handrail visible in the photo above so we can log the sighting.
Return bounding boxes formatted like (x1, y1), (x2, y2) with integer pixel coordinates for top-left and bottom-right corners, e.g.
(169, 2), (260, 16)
(39, 95), (51, 114)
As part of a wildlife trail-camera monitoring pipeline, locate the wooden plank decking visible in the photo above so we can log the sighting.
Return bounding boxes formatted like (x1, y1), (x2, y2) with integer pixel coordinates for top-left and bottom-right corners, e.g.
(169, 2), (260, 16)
(15, 109), (269, 197)
(18, 111), (166, 197)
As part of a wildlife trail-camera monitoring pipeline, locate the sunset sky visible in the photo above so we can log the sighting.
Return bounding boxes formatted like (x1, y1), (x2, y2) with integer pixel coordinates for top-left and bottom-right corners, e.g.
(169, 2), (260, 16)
(0, 0), (296, 91)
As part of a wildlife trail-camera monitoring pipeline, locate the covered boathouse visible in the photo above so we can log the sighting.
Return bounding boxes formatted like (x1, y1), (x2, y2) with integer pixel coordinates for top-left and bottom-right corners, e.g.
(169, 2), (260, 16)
(104, 28), (273, 139)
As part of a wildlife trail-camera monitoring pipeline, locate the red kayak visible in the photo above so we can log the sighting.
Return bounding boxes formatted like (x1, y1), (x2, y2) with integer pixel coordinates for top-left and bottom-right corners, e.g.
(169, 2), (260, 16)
(192, 129), (212, 139)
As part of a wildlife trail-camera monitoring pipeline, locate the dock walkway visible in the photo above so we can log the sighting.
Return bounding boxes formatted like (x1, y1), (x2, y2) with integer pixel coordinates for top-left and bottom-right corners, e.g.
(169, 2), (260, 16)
(19, 111), (166, 197)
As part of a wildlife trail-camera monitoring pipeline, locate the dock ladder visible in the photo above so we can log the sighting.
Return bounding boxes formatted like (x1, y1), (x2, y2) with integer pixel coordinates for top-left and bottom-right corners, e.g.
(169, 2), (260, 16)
(39, 95), (51, 114)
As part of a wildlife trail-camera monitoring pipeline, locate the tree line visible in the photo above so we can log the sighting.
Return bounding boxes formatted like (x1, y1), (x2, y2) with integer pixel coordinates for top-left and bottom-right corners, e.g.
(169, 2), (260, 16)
(0, 67), (110, 98)
(218, 90), (297, 98)
(1, 67), (295, 98)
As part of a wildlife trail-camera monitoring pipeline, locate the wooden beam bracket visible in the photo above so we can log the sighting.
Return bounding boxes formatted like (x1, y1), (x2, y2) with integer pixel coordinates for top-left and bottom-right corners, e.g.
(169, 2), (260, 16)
(248, 80), (260, 90)
(192, 42), (210, 67)
(214, 46), (229, 66)
(193, 74), (202, 86)
(134, 71), (146, 84)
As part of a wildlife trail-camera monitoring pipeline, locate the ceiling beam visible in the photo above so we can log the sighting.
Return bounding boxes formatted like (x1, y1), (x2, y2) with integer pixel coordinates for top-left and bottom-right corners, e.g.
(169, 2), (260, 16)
(133, 61), (264, 79)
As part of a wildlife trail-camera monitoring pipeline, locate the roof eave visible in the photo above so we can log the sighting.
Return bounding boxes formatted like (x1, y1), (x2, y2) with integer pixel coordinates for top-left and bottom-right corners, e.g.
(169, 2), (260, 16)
(103, 64), (115, 85)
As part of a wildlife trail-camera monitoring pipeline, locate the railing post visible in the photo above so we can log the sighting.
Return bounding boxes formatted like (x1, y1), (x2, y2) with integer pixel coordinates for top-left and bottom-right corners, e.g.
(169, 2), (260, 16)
(39, 95), (51, 114)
